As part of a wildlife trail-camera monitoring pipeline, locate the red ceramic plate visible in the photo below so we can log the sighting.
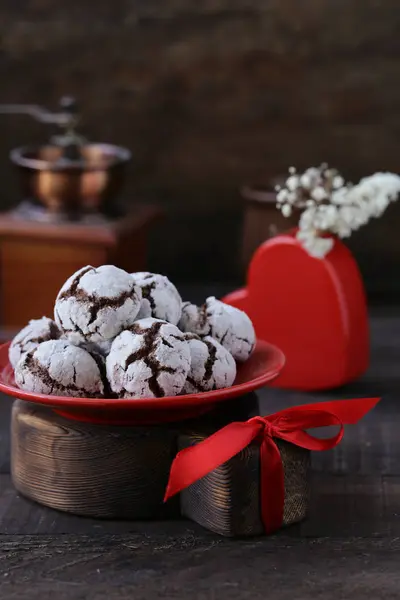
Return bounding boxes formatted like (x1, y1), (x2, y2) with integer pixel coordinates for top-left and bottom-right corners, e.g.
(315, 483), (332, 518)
(0, 340), (285, 425)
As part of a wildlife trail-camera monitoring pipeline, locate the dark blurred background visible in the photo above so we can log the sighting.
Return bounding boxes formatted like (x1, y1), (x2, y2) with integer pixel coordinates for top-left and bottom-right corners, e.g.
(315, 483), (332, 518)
(0, 0), (399, 300)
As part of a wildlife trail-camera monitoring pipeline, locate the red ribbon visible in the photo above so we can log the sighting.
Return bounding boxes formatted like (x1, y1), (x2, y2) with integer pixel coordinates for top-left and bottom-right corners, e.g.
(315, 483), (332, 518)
(164, 397), (380, 534)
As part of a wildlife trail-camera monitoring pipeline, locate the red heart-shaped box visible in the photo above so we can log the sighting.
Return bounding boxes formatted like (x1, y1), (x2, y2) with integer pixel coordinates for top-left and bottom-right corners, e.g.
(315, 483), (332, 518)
(223, 231), (369, 391)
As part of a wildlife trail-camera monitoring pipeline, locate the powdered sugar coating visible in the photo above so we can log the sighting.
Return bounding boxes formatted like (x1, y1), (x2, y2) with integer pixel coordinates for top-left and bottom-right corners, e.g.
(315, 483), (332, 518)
(76, 339), (114, 357)
(132, 272), (182, 325)
(106, 318), (191, 398)
(179, 297), (255, 362)
(183, 334), (236, 393)
(179, 302), (205, 333)
(14, 339), (105, 397)
(54, 265), (142, 344)
(9, 317), (61, 368)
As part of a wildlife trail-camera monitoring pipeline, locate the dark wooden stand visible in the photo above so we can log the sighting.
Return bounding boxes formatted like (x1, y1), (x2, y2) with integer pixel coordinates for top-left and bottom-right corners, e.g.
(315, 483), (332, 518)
(11, 401), (179, 520)
(11, 395), (309, 535)
(0, 205), (162, 330)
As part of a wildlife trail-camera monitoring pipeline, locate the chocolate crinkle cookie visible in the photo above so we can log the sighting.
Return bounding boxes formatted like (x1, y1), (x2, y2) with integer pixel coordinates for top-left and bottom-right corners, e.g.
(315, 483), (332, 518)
(54, 265), (142, 345)
(9, 317), (61, 369)
(14, 339), (106, 398)
(179, 297), (256, 362)
(182, 333), (236, 394)
(131, 272), (182, 325)
(106, 318), (191, 398)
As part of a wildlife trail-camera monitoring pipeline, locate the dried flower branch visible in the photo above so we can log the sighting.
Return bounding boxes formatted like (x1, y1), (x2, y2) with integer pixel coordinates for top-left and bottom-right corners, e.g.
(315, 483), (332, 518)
(276, 164), (345, 217)
(276, 165), (400, 258)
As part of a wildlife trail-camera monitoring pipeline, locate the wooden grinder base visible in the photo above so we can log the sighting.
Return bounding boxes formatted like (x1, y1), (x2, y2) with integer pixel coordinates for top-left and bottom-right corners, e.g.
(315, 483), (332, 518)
(11, 401), (178, 520)
(0, 205), (162, 330)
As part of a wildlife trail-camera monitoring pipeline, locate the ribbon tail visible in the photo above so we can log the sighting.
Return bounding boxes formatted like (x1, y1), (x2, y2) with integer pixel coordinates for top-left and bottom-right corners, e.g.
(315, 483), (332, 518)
(322, 397), (381, 424)
(259, 436), (285, 534)
(164, 420), (260, 501)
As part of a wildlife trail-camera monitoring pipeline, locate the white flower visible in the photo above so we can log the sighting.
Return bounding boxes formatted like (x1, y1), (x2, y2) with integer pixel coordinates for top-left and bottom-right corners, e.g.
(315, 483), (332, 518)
(310, 237), (335, 258)
(300, 173), (312, 188)
(300, 204), (338, 233)
(372, 195), (390, 217)
(311, 186), (328, 202)
(299, 206), (316, 230)
(276, 189), (289, 204)
(281, 203), (292, 217)
(334, 172), (400, 220)
(296, 229), (334, 258)
(288, 166), (296, 174)
(360, 172), (400, 198)
(331, 187), (350, 205)
(286, 191), (298, 204)
(305, 167), (321, 181)
(333, 207), (355, 237)
(277, 164), (347, 215)
(347, 172), (400, 219)
(323, 206), (335, 227)
(332, 175), (345, 189)
(286, 175), (300, 191)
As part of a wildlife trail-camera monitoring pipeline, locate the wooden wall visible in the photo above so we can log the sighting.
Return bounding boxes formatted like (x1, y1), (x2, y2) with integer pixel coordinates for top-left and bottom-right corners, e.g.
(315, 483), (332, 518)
(0, 0), (399, 297)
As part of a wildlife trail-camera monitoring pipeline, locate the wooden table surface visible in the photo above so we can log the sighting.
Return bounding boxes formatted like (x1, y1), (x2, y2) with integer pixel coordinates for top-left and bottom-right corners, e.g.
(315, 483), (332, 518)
(1, 302), (400, 599)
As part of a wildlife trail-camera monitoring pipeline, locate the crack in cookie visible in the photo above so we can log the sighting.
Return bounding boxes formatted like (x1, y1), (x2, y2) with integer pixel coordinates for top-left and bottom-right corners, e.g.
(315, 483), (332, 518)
(198, 303), (211, 332)
(218, 330), (229, 346)
(56, 305), (86, 339)
(9, 319), (63, 369)
(11, 320), (61, 352)
(88, 350), (112, 397)
(202, 339), (218, 384)
(85, 289), (134, 329)
(185, 375), (202, 392)
(234, 335), (254, 352)
(161, 338), (174, 349)
(59, 266), (94, 300)
(14, 332), (58, 351)
(124, 321), (179, 397)
(140, 281), (157, 312)
(49, 321), (62, 340)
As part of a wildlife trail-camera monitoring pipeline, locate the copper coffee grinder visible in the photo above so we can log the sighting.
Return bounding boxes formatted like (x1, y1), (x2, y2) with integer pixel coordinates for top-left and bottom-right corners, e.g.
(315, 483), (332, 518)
(0, 97), (161, 332)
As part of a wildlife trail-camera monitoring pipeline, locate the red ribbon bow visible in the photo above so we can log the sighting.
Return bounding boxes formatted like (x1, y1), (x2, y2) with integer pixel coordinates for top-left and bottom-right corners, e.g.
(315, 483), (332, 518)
(165, 397), (380, 534)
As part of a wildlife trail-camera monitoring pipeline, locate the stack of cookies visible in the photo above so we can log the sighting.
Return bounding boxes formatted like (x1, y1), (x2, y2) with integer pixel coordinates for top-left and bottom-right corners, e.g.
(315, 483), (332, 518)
(10, 265), (256, 399)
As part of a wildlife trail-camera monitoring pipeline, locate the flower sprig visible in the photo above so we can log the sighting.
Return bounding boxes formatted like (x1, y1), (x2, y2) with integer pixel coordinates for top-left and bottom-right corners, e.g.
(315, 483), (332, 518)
(276, 165), (400, 258)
